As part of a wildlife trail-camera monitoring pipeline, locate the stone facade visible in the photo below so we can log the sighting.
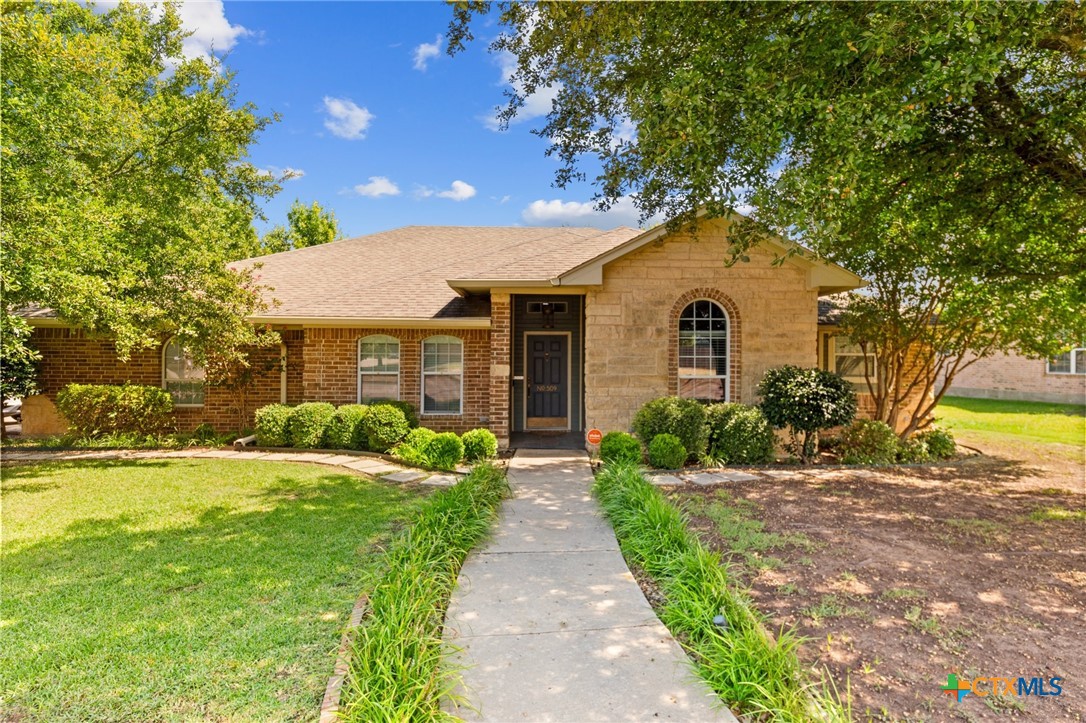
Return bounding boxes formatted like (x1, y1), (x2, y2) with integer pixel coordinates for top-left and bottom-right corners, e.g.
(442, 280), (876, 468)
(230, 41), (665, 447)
(583, 218), (818, 434)
(488, 294), (512, 447)
(944, 350), (1085, 405)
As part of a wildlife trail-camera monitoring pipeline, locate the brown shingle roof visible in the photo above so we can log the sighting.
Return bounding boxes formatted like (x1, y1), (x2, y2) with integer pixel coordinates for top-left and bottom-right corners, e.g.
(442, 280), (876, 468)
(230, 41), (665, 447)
(236, 225), (641, 321)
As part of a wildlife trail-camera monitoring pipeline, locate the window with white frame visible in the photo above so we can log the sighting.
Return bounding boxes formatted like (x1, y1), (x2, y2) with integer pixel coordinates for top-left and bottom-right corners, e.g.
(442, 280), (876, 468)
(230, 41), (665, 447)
(1047, 347), (1086, 375)
(162, 338), (205, 406)
(358, 335), (400, 403)
(422, 335), (463, 414)
(832, 335), (877, 384)
(677, 300), (729, 401)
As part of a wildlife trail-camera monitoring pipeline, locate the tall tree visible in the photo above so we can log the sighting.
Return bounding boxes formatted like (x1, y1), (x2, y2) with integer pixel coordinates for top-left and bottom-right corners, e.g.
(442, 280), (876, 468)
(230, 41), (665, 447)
(1, 1), (278, 366)
(258, 200), (342, 255)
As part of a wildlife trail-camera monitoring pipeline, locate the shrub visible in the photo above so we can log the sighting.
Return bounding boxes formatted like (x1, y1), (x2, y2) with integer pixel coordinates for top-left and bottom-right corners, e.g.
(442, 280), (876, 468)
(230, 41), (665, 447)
(287, 402), (336, 449)
(254, 403), (293, 447)
(361, 403), (411, 452)
(839, 419), (898, 465)
(393, 427), (437, 466)
(462, 428), (498, 462)
(424, 432), (465, 471)
(56, 383), (173, 438)
(758, 366), (858, 463)
(632, 396), (708, 460)
(599, 431), (642, 464)
(375, 399), (418, 429)
(191, 423), (219, 444)
(915, 427), (957, 460)
(324, 404), (369, 450)
(896, 436), (932, 463)
(648, 433), (687, 469)
(704, 403), (777, 464)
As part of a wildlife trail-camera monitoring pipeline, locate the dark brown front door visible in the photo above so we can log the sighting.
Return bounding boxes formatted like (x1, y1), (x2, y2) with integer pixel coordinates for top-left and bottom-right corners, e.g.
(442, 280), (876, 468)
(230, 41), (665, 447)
(526, 334), (568, 429)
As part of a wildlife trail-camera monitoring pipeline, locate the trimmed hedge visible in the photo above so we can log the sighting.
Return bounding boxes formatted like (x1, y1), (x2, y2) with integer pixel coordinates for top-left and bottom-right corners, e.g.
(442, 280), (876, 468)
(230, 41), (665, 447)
(648, 433), (687, 469)
(254, 404), (293, 447)
(375, 400), (419, 429)
(632, 396), (707, 461)
(425, 432), (465, 471)
(56, 383), (173, 438)
(705, 403), (776, 464)
(362, 403), (411, 452)
(461, 428), (498, 462)
(324, 404), (369, 450)
(393, 427), (438, 466)
(287, 402), (336, 449)
(839, 419), (898, 465)
(599, 431), (642, 464)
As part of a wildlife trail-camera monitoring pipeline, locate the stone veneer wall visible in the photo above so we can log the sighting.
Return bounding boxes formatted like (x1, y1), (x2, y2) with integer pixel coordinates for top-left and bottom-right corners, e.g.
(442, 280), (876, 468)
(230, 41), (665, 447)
(488, 294), (512, 447)
(583, 218), (819, 433)
(943, 350), (1086, 405)
(300, 327), (491, 434)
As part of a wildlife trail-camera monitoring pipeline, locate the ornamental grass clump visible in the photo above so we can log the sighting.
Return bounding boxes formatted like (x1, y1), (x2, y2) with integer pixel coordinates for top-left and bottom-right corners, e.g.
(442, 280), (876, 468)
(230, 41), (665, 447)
(341, 464), (509, 722)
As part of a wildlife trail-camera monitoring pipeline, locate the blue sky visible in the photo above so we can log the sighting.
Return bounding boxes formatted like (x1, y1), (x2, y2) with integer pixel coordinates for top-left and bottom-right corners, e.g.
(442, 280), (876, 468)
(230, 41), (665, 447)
(177, 1), (645, 237)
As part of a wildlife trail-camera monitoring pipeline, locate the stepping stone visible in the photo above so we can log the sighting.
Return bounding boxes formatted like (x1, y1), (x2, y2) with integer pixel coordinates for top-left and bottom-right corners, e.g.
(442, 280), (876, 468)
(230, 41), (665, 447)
(342, 460), (399, 475)
(384, 470), (428, 483)
(422, 475), (457, 487)
(720, 471), (760, 482)
(228, 450), (270, 460)
(156, 449), (201, 458)
(285, 453), (336, 463)
(761, 469), (802, 479)
(192, 449), (240, 458)
(313, 454), (361, 466)
(684, 472), (731, 486)
(648, 474), (683, 487)
(256, 452), (299, 461)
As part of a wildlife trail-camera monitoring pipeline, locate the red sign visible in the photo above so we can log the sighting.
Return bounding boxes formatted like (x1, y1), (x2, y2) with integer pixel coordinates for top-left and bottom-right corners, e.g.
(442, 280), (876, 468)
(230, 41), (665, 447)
(586, 428), (603, 445)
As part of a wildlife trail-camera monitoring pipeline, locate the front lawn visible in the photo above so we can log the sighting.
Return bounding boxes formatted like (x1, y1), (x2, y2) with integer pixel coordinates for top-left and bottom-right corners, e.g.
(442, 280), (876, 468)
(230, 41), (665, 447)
(1, 459), (429, 721)
(936, 395), (1085, 447)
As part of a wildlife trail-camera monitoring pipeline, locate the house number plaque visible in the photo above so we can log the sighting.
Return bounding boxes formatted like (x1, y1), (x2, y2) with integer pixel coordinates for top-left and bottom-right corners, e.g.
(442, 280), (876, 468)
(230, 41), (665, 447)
(535, 384), (559, 392)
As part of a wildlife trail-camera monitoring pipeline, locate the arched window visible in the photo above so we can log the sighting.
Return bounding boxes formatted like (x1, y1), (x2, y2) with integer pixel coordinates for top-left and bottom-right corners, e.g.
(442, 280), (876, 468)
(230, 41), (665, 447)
(422, 335), (463, 415)
(162, 338), (205, 406)
(358, 335), (400, 404)
(677, 300), (729, 401)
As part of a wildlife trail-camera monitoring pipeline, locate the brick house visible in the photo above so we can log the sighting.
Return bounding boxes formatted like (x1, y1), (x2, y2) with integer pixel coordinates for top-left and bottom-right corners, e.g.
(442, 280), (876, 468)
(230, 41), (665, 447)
(23, 217), (866, 446)
(940, 349), (1086, 405)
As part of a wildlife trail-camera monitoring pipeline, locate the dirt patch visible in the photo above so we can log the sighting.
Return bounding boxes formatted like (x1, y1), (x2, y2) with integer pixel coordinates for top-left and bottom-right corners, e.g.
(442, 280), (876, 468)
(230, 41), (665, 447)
(668, 452), (1085, 721)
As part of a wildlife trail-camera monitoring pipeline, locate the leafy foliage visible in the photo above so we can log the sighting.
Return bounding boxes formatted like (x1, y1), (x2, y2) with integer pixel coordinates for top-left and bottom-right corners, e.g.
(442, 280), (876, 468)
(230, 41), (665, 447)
(393, 427), (438, 467)
(759, 366), (857, 463)
(259, 199), (342, 254)
(376, 400), (419, 429)
(704, 403), (777, 464)
(461, 428), (498, 462)
(286, 402), (335, 449)
(632, 397), (708, 461)
(56, 384), (172, 438)
(914, 427), (957, 460)
(424, 432), (465, 471)
(254, 404), (293, 447)
(599, 431), (642, 465)
(0, 316), (39, 401)
(361, 403), (411, 452)
(648, 434), (687, 470)
(2, 1), (279, 367)
(838, 420), (899, 465)
(324, 404), (369, 450)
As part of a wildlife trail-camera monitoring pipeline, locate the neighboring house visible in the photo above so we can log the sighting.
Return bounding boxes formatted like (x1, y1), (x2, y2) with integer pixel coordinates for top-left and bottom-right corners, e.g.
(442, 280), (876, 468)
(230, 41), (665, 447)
(24, 217), (866, 446)
(941, 348), (1086, 405)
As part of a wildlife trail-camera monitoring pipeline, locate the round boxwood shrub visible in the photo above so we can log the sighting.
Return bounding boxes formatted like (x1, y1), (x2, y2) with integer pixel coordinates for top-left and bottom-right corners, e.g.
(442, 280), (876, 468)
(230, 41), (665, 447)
(372, 399), (418, 429)
(915, 427), (957, 460)
(631, 396), (707, 461)
(287, 402), (336, 449)
(705, 402), (777, 464)
(462, 428), (498, 462)
(425, 432), (465, 471)
(599, 431), (642, 465)
(362, 403), (411, 452)
(758, 366), (858, 463)
(323, 404), (369, 450)
(648, 433), (687, 470)
(56, 383), (173, 438)
(839, 419), (899, 465)
(254, 403), (293, 447)
(394, 427), (437, 466)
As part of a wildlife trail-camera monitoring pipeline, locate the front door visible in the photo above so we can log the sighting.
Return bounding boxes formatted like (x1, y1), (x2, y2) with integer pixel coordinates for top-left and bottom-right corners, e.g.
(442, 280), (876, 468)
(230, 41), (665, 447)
(526, 334), (568, 430)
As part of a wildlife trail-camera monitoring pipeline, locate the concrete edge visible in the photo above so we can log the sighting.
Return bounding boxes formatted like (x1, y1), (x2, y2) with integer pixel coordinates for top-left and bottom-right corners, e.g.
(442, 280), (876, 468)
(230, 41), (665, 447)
(319, 594), (369, 723)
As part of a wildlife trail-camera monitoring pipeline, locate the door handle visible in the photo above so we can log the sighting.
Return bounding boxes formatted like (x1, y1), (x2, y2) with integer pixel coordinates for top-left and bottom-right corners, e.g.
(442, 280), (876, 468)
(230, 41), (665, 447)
(526, 377), (531, 399)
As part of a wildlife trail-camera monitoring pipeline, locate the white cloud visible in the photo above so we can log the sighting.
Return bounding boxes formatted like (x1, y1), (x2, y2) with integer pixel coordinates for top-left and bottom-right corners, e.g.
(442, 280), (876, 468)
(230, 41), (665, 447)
(521, 196), (655, 229)
(322, 97), (374, 140)
(417, 180), (477, 202)
(413, 35), (442, 71)
(259, 165), (305, 181)
(353, 176), (401, 198)
(91, 1), (248, 62)
(483, 50), (561, 131)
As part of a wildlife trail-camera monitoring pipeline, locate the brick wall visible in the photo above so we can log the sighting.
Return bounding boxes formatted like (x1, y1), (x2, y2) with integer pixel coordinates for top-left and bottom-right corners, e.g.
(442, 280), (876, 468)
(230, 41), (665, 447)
(944, 350), (1086, 405)
(584, 218), (819, 433)
(488, 294), (512, 447)
(300, 327), (491, 433)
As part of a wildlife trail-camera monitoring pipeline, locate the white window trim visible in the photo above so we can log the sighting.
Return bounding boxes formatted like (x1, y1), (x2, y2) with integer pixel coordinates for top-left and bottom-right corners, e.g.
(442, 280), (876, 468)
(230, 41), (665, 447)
(357, 335), (401, 404)
(831, 334), (878, 385)
(677, 298), (730, 402)
(1046, 347), (1086, 375)
(421, 335), (464, 416)
(161, 338), (205, 408)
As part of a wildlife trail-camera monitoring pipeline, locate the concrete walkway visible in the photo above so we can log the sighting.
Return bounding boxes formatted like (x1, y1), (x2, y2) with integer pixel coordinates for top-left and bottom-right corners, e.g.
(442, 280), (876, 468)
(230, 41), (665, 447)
(443, 450), (736, 722)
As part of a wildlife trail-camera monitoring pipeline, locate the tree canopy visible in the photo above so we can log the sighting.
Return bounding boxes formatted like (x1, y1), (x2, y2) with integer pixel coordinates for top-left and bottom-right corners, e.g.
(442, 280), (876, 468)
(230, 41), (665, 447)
(259, 200), (343, 255)
(1, 1), (278, 363)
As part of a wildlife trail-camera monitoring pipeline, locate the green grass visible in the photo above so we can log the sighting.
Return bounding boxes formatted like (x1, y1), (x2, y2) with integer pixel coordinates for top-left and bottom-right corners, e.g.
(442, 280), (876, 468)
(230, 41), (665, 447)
(341, 463), (508, 722)
(1, 459), (429, 722)
(594, 462), (848, 722)
(936, 396), (1085, 447)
